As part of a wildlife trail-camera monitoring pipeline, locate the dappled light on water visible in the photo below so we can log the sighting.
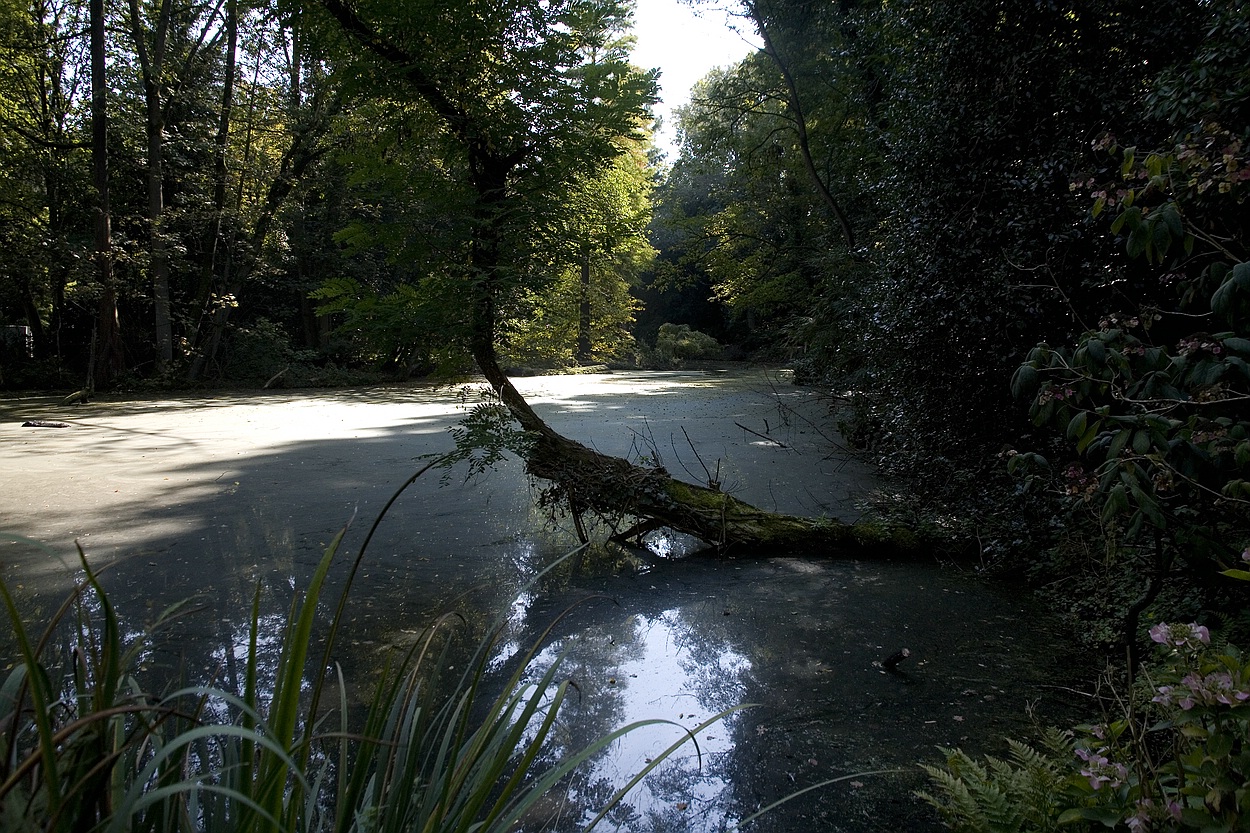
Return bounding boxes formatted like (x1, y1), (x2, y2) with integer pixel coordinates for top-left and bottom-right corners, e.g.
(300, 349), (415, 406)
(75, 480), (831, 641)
(0, 370), (1088, 832)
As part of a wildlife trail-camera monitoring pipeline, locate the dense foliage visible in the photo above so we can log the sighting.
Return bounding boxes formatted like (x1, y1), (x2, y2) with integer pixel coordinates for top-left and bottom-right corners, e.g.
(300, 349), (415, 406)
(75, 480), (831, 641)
(921, 622), (1250, 831)
(0, 0), (658, 387)
(653, 0), (1248, 646)
(3, 1), (1250, 828)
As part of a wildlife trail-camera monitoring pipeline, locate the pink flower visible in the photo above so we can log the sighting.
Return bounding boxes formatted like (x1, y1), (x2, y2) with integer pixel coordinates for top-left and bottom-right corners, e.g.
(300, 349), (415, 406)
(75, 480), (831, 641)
(1149, 622), (1210, 650)
(1127, 799), (1153, 832)
(1075, 747), (1125, 790)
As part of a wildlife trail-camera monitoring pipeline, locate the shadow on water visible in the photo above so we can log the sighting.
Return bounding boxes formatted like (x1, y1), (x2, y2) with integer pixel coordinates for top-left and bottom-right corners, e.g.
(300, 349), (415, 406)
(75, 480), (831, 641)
(0, 370), (1092, 831)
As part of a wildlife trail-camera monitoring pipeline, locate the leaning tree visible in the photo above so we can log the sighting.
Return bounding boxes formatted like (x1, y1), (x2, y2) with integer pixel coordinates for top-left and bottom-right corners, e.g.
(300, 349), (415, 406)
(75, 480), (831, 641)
(315, 0), (914, 555)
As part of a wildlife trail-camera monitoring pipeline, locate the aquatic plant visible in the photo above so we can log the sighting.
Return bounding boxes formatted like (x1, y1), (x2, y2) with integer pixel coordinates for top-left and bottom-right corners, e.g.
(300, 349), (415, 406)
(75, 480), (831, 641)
(0, 460), (727, 833)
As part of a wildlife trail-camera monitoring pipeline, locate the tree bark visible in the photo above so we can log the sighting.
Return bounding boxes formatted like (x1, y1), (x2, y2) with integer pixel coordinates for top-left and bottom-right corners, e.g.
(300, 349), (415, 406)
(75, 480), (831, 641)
(127, 0), (174, 371)
(576, 243), (592, 363)
(467, 336), (917, 554)
(195, 0), (238, 320)
(90, 0), (122, 387)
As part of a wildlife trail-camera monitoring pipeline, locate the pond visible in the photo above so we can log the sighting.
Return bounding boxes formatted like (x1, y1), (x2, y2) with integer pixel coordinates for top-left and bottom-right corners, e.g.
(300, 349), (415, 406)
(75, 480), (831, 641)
(0, 368), (1089, 831)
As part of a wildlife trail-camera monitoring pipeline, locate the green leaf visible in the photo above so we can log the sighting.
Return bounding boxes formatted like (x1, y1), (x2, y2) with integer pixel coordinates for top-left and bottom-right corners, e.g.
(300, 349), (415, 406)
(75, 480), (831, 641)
(1120, 147), (1136, 177)
(1222, 479), (1250, 498)
(1011, 364), (1040, 399)
(1066, 411), (1088, 439)
(1101, 484), (1128, 523)
(1212, 262), (1250, 318)
(1126, 224), (1150, 258)
(1132, 429), (1151, 454)
(1108, 428), (1132, 459)
(1207, 731), (1234, 759)
(1222, 337), (1250, 354)
(1196, 360), (1225, 387)
(1160, 202), (1183, 239)
(1079, 805), (1124, 827)
(1033, 398), (1056, 427)
(1058, 808), (1087, 825)
(1220, 569), (1250, 581)
(1152, 217), (1172, 261)
(1077, 423), (1100, 454)
(1126, 509), (1144, 539)
(1110, 205), (1141, 235)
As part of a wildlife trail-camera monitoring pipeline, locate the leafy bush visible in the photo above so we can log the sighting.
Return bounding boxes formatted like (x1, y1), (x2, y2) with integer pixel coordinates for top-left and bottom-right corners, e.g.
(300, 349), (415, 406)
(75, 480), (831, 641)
(219, 317), (319, 383)
(920, 623), (1250, 832)
(918, 730), (1077, 833)
(645, 323), (721, 369)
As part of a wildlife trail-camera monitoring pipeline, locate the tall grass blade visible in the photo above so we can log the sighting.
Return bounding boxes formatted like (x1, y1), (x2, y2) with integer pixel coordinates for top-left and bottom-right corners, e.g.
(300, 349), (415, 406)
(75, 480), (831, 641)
(0, 577), (64, 819)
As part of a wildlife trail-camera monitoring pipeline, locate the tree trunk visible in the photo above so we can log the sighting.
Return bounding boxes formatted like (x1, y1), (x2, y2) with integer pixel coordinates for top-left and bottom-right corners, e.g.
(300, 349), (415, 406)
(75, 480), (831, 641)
(127, 0), (174, 371)
(90, 0), (122, 387)
(747, 0), (856, 249)
(320, 0), (919, 556)
(469, 339), (918, 555)
(186, 103), (331, 381)
(576, 243), (592, 363)
(195, 0), (238, 322)
(459, 160), (912, 556)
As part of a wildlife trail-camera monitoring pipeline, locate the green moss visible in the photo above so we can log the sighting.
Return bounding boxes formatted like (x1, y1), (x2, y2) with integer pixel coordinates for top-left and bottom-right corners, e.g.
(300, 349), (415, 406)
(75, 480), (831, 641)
(658, 475), (925, 556)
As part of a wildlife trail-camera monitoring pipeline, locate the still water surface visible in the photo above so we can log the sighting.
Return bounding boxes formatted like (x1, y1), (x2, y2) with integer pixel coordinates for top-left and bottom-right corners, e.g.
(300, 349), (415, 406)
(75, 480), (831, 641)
(0, 369), (1086, 831)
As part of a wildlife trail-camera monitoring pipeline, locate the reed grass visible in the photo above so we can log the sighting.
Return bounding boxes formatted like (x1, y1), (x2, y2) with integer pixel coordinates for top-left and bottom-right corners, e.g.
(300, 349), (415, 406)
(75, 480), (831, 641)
(0, 458), (732, 833)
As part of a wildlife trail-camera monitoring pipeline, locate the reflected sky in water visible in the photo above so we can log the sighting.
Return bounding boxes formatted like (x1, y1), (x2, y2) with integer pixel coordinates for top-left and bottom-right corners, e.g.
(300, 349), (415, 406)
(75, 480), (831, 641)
(0, 371), (1089, 831)
(493, 552), (1092, 833)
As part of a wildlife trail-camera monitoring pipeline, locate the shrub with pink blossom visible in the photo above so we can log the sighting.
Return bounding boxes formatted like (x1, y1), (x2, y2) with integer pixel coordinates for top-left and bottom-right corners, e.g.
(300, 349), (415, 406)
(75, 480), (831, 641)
(921, 625), (1250, 831)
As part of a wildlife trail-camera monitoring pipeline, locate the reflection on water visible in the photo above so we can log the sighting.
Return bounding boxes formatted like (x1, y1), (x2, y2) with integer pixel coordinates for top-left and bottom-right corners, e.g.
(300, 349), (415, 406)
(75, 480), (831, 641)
(518, 608), (752, 832)
(0, 372), (1088, 831)
(502, 555), (1089, 833)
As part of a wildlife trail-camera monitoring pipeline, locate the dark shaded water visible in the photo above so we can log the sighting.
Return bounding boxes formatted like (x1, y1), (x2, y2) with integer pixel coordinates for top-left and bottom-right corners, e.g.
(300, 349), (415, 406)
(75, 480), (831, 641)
(0, 370), (1090, 831)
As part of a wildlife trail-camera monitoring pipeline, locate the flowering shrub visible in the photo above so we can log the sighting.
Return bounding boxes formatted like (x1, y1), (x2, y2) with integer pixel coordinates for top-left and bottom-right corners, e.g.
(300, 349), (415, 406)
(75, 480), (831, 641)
(921, 625), (1250, 832)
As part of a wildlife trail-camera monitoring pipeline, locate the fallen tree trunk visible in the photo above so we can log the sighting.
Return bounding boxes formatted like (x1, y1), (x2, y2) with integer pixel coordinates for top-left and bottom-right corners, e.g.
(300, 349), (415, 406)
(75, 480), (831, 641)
(472, 345), (923, 557)
(318, 0), (924, 558)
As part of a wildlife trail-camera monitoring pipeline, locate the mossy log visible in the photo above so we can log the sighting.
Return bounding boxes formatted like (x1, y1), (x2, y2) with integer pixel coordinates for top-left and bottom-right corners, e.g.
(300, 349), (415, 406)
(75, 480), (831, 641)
(474, 347), (924, 558)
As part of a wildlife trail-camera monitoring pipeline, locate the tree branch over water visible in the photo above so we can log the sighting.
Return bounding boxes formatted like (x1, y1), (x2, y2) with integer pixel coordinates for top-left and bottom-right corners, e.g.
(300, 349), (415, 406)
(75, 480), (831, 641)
(318, 0), (918, 555)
